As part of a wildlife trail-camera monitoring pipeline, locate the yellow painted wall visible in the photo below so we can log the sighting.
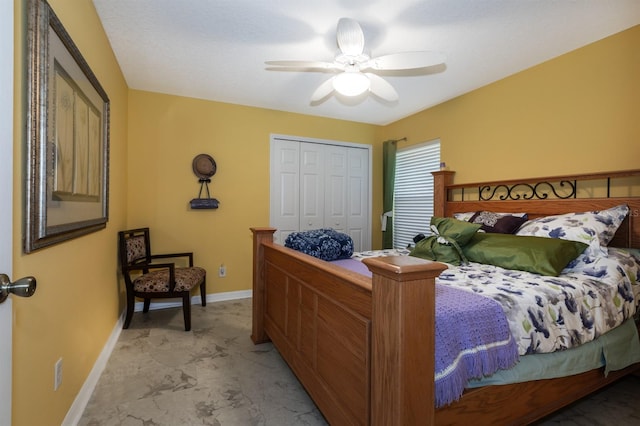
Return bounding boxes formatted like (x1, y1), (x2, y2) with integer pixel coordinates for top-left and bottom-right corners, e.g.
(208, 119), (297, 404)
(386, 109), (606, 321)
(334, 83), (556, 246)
(12, 1), (128, 425)
(127, 91), (377, 294)
(372, 24), (640, 248)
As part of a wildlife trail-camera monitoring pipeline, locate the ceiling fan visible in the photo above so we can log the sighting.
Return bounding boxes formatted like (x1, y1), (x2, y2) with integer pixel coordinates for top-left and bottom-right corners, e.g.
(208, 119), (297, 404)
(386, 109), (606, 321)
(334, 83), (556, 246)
(265, 18), (446, 103)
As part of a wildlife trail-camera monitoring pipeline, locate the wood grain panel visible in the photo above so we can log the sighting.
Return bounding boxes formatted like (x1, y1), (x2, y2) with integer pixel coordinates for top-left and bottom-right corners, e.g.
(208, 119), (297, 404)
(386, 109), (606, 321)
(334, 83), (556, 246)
(317, 296), (370, 424)
(264, 265), (287, 333)
(299, 284), (317, 367)
(258, 240), (373, 425)
(436, 363), (640, 425)
(365, 256), (446, 426)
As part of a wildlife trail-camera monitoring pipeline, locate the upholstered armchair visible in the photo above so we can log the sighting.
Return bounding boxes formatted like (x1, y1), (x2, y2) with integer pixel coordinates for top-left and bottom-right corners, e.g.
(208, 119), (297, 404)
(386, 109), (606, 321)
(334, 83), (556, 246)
(118, 228), (206, 331)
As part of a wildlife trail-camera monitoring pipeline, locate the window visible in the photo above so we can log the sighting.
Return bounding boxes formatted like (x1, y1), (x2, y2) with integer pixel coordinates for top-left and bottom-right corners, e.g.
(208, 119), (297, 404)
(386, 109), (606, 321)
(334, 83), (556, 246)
(392, 140), (441, 249)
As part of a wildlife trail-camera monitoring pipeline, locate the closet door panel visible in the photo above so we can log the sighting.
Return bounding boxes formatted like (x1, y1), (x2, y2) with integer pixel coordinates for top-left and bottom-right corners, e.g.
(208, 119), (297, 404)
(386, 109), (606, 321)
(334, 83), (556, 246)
(300, 143), (324, 231)
(324, 145), (347, 233)
(347, 148), (369, 252)
(271, 140), (300, 244)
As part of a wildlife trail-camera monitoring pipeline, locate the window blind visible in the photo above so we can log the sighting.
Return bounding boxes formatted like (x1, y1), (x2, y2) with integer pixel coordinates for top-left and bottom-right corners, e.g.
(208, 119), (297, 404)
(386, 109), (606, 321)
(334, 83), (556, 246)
(392, 140), (441, 249)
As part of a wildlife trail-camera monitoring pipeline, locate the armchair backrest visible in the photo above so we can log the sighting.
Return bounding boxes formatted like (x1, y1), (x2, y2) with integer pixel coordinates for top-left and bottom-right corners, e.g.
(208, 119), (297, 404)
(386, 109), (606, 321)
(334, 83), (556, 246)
(118, 228), (152, 271)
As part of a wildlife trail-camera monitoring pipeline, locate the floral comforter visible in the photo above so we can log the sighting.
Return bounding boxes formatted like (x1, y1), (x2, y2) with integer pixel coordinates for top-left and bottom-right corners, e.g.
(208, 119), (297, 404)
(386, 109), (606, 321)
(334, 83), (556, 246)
(437, 248), (640, 355)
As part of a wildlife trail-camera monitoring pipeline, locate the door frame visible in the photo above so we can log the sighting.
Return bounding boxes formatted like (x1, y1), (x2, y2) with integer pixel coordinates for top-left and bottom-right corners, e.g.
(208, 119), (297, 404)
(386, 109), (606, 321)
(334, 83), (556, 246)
(0, 0), (15, 424)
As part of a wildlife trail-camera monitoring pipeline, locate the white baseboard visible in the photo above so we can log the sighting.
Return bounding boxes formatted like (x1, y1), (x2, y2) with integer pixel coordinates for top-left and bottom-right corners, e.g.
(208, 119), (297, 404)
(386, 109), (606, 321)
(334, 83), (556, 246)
(133, 289), (252, 312)
(62, 310), (125, 426)
(63, 290), (252, 425)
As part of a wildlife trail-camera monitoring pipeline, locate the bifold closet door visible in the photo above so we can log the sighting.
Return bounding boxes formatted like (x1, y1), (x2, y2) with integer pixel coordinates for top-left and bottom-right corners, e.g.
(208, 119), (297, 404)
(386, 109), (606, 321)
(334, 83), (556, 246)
(271, 138), (370, 250)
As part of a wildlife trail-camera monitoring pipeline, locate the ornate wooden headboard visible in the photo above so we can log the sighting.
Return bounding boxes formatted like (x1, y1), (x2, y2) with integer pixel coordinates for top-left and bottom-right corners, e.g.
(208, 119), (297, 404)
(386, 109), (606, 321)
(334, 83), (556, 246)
(432, 170), (640, 249)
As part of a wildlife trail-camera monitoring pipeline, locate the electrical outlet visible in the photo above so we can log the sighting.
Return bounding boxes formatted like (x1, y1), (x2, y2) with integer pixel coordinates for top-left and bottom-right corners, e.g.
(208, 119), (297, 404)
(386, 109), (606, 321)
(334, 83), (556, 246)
(219, 264), (226, 277)
(54, 358), (63, 391)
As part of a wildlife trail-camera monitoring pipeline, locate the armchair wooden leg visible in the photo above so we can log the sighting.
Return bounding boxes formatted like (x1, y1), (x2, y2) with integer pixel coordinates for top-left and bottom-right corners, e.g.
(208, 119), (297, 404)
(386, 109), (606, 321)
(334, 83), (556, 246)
(200, 278), (206, 307)
(143, 298), (151, 313)
(182, 293), (191, 331)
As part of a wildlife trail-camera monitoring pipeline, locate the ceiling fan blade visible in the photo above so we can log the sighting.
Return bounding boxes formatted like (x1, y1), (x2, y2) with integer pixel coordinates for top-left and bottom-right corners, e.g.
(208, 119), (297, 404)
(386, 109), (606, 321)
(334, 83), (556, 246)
(365, 73), (398, 102)
(265, 60), (338, 70)
(310, 77), (336, 102)
(363, 51), (445, 71)
(336, 18), (364, 56)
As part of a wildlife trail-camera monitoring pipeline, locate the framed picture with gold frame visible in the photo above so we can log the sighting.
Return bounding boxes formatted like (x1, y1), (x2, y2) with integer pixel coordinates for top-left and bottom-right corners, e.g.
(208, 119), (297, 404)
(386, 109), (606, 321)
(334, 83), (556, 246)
(25, 0), (110, 253)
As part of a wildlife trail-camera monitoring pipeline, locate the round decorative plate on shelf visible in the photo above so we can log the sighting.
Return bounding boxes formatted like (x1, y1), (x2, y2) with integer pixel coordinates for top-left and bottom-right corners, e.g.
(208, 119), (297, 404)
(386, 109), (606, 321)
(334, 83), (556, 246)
(192, 154), (217, 179)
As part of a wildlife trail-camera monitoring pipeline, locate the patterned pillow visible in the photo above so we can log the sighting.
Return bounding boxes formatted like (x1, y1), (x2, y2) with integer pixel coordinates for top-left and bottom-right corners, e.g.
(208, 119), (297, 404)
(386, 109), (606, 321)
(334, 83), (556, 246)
(515, 204), (629, 259)
(469, 211), (529, 234)
(284, 228), (354, 261)
(454, 211), (527, 224)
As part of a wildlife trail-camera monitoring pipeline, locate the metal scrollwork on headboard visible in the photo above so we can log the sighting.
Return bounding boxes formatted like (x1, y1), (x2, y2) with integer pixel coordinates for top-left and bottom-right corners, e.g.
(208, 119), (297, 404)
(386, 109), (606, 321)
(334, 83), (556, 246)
(478, 180), (577, 201)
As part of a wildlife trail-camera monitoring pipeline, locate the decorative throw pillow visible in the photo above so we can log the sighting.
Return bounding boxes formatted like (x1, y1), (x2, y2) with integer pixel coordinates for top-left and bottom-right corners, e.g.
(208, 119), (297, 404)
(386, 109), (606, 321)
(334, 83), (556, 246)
(410, 217), (481, 265)
(431, 216), (482, 246)
(515, 204), (629, 259)
(469, 211), (528, 234)
(284, 228), (354, 261)
(410, 236), (464, 265)
(463, 233), (588, 276)
(454, 211), (527, 223)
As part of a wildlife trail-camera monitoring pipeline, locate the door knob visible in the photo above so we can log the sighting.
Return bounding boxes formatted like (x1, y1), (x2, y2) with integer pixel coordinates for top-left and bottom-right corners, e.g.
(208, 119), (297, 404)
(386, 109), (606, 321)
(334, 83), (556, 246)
(0, 274), (37, 303)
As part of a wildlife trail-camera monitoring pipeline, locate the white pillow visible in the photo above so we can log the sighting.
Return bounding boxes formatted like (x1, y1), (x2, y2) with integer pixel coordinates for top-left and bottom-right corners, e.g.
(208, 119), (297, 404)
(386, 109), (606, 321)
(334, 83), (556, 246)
(515, 204), (629, 259)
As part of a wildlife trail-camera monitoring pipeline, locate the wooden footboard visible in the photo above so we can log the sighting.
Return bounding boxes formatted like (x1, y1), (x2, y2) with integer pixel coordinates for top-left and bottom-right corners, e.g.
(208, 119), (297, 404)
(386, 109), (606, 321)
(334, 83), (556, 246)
(251, 227), (447, 425)
(252, 227), (373, 424)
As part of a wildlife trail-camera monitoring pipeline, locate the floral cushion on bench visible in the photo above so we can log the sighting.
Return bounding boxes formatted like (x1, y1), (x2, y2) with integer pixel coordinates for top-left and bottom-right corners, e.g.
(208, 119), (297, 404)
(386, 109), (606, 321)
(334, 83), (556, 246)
(285, 228), (354, 261)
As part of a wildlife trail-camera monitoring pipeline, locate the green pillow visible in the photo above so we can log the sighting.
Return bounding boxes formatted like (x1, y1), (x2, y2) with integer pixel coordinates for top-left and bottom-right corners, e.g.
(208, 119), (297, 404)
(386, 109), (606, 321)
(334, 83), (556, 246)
(430, 217), (482, 245)
(462, 233), (588, 276)
(410, 236), (464, 265)
(410, 217), (481, 265)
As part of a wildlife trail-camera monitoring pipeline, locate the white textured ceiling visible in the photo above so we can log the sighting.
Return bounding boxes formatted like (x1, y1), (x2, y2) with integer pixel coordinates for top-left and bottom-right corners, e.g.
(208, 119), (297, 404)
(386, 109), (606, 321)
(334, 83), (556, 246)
(92, 0), (640, 125)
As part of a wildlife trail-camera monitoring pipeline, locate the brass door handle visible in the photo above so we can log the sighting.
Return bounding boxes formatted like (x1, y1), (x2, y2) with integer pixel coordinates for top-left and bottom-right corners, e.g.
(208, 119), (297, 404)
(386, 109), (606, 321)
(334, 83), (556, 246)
(0, 274), (37, 303)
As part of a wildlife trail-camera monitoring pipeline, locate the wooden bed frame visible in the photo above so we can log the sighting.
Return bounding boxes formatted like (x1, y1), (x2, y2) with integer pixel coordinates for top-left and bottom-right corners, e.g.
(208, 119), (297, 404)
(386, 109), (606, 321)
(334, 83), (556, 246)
(251, 169), (640, 425)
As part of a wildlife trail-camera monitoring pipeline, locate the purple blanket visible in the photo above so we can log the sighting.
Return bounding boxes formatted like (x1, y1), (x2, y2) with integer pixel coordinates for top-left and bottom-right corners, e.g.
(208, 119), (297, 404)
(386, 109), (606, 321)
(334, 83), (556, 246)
(332, 258), (519, 407)
(434, 284), (518, 406)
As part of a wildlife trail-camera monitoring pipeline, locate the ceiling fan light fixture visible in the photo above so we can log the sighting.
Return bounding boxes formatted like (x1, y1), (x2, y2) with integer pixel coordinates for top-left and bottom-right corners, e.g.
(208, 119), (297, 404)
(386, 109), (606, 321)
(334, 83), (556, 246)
(333, 71), (370, 97)
(266, 18), (446, 104)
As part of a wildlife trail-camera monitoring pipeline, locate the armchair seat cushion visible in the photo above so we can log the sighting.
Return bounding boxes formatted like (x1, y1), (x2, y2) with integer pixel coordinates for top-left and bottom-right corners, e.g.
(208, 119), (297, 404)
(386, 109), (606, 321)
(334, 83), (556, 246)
(133, 266), (206, 293)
